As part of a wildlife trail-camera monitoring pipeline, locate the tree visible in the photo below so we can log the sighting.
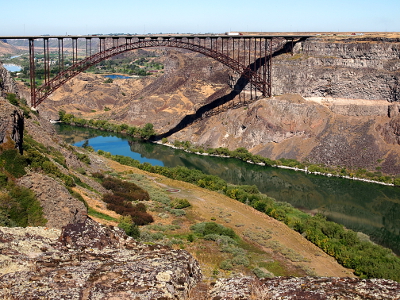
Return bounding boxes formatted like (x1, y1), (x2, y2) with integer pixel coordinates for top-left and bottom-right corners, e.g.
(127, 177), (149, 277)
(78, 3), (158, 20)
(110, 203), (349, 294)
(140, 123), (155, 140)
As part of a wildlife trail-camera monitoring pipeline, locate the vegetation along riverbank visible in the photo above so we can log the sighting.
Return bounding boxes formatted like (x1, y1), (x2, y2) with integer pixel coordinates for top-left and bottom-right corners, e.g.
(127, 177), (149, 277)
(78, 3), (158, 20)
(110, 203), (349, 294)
(58, 110), (400, 187)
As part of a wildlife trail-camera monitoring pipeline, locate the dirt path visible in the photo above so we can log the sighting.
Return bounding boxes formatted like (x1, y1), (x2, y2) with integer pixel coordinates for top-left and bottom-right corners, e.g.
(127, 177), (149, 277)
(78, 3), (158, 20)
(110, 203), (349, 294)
(106, 159), (355, 278)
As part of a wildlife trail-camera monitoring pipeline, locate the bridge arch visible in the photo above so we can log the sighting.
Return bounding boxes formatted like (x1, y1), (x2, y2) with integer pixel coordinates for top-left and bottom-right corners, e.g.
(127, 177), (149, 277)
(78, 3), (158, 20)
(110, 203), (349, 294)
(33, 38), (271, 107)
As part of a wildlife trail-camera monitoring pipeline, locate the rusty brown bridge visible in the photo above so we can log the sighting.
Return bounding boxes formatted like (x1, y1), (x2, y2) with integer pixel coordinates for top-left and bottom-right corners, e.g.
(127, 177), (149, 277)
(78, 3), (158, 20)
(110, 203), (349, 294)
(1, 34), (313, 108)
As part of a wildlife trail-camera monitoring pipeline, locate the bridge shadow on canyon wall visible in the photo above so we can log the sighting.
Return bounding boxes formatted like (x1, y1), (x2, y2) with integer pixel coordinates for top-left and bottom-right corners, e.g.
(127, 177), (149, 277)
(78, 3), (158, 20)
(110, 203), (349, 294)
(154, 37), (308, 140)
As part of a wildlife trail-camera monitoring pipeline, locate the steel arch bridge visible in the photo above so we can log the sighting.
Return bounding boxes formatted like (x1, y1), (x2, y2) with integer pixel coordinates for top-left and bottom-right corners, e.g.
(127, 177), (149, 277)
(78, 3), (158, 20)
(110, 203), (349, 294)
(1, 34), (312, 108)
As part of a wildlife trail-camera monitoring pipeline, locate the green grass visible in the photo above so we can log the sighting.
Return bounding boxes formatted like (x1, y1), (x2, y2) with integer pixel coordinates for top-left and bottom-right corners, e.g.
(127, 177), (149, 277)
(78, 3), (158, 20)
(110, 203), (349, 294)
(88, 207), (117, 221)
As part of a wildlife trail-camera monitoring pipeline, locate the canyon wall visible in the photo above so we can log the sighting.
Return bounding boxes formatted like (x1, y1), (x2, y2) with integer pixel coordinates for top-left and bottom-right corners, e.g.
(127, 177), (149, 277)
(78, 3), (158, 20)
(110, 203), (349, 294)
(171, 37), (400, 174)
(273, 37), (400, 101)
(0, 63), (23, 153)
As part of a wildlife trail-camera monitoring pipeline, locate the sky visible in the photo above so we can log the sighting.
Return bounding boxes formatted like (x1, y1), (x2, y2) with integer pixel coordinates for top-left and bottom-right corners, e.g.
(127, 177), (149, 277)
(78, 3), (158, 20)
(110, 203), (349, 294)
(1, 0), (399, 36)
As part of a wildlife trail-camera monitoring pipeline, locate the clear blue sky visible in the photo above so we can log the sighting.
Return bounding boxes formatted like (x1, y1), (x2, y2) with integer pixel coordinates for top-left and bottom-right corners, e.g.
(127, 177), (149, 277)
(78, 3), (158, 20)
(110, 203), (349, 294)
(1, 0), (399, 36)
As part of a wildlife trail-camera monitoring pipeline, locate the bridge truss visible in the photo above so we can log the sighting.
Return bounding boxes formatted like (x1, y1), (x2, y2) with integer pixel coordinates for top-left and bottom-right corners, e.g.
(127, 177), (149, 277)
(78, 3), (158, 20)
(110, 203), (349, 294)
(1, 34), (312, 108)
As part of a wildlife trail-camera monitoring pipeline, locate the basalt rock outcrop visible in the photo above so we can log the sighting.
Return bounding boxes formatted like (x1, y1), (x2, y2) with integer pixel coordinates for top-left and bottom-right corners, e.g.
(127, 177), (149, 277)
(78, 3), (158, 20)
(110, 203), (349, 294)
(273, 37), (400, 101)
(209, 276), (400, 300)
(17, 173), (88, 229)
(0, 218), (202, 299)
(0, 96), (24, 153)
(1, 220), (399, 300)
(0, 62), (19, 98)
(0, 64), (23, 153)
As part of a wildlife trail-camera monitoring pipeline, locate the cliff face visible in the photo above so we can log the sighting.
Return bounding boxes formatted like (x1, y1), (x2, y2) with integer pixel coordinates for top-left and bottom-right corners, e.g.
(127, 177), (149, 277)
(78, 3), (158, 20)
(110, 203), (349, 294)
(0, 98), (24, 154)
(273, 38), (400, 101)
(169, 38), (400, 174)
(0, 64), (23, 153)
(0, 62), (19, 97)
(17, 173), (88, 229)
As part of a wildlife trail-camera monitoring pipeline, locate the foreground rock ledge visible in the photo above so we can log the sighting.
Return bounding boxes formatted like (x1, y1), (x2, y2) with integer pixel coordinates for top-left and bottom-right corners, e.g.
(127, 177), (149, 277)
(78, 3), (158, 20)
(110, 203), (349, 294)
(0, 218), (202, 299)
(1, 220), (400, 300)
(209, 276), (400, 300)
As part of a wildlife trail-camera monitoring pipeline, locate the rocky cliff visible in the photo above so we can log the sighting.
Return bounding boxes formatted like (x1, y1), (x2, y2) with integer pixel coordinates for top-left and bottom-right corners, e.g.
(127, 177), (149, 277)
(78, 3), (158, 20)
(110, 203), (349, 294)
(273, 37), (400, 101)
(0, 63), (23, 153)
(0, 97), (24, 154)
(0, 62), (19, 98)
(17, 173), (88, 229)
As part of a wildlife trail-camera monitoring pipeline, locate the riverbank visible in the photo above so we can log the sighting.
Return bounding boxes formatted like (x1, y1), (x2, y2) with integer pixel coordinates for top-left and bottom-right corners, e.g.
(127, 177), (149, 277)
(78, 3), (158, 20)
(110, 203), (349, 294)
(154, 140), (396, 187)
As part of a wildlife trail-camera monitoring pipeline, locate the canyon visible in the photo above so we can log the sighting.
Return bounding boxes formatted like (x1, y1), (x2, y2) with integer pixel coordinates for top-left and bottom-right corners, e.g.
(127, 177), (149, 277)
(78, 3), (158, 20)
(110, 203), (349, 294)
(1, 34), (400, 299)
(32, 34), (400, 175)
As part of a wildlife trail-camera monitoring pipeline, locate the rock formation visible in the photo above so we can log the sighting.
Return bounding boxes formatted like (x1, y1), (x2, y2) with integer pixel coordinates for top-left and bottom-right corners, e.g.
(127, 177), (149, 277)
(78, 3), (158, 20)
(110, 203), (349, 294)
(17, 173), (88, 229)
(0, 218), (202, 299)
(209, 276), (400, 300)
(0, 97), (24, 154)
(273, 37), (400, 101)
(0, 62), (19, 98)
(1, 219), (399, 299)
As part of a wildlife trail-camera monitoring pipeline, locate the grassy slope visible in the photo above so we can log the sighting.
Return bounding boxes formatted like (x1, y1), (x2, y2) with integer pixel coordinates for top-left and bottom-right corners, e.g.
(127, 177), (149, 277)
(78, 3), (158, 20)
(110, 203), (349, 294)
(102, 158), (355, 280)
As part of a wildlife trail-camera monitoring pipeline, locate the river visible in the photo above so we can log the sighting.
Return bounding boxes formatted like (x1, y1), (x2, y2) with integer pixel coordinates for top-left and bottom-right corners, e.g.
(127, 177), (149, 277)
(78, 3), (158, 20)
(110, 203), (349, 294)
(3, 64), (22, 72)
(55, 124), (400, 255)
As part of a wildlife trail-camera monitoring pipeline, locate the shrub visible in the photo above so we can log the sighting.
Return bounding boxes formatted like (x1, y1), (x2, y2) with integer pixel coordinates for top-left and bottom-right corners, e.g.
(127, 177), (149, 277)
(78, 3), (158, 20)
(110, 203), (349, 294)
(0, 172), (8, 186)
(102, 177), (150, 201)
(0, 149), (28, 178)
(204, 234), (237, 245)
(191, 222), (238, 240)
(118, 216), (140, 238)
(3, 184), (47, 227)
(232, 255), (250, 267)
(6, 93), (19, 106)
(253, 267), (272, 279)
(170, 198), (191, 209)
(102, 188), (153, 226)
(220, 259), (233, 270)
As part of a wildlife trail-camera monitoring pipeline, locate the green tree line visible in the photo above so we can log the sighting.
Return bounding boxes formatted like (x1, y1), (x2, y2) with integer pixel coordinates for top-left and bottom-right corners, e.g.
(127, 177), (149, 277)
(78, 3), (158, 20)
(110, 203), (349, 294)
(58, 111), (155, 140)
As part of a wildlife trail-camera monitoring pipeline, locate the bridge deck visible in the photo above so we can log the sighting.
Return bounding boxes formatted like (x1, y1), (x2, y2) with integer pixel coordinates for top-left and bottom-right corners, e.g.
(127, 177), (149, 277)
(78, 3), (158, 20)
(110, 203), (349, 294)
(0, 34), (314, 40)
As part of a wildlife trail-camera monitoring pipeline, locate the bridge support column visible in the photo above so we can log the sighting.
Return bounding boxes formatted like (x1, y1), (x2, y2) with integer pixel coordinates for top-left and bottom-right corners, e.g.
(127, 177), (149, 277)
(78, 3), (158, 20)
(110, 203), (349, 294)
(29, 38), (36, 108)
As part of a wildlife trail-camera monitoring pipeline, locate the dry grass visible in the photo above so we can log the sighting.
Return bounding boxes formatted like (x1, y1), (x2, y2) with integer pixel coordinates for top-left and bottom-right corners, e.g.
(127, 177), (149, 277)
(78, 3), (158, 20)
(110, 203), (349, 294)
(103, 158), (355, 279)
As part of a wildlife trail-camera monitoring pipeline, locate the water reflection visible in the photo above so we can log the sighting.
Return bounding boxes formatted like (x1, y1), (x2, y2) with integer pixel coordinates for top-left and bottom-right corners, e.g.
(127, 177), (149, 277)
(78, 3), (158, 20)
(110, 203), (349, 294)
(55, 124), (400, 254)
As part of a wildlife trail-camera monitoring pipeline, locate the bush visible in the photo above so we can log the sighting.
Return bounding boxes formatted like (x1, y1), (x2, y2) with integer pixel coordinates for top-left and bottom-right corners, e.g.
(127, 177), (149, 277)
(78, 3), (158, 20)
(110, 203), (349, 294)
(118, 216), (140, 239)
(0, 149), (28, 178)
(170, 198), (191, 209)
(0, 172), (8, 186)
(102, 179), (154, 226)
(2, 184), (47, 227)
(191, 222), (238, 240)
(102, 177), (150, 201)
(232, 255), (250, 267)
(220, 259), (233, 270)
(6, 93), (19, 106)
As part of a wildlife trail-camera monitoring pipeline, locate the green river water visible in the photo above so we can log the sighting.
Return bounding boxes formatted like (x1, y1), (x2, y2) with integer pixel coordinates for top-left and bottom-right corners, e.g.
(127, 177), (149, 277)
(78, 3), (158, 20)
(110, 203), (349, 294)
(55, 124), (400, 255)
